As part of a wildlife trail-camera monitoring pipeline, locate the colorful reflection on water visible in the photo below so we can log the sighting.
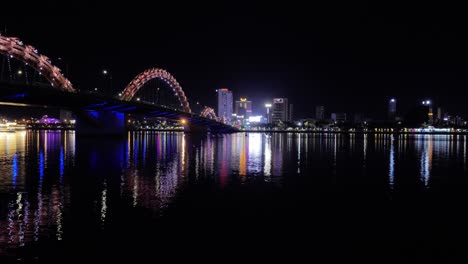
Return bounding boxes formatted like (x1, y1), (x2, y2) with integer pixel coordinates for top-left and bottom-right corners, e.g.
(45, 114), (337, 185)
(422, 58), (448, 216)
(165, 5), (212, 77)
(0, 131), (468, 257)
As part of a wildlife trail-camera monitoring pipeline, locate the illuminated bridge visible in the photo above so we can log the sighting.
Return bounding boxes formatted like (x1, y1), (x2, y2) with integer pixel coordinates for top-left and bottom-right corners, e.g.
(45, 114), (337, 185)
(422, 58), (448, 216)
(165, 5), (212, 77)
(0, 34), (237, 134)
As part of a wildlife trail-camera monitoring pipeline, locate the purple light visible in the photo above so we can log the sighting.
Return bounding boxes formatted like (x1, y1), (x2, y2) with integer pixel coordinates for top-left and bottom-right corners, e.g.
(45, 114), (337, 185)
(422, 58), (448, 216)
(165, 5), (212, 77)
(39, 115), (60, 124)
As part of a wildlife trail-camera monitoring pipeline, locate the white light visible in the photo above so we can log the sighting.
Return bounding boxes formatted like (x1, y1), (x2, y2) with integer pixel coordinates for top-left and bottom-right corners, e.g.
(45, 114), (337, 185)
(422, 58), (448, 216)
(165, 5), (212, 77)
(17, 70), (23, 75)
(426, 100), (431, 105)
(137, 98), (141, 101)
(102, 70), (108, 75)
(249, 116), (262, 123)
(94, 88), (98, 91)
(390, 98), (395, 102)
(265, 104), (272, 108)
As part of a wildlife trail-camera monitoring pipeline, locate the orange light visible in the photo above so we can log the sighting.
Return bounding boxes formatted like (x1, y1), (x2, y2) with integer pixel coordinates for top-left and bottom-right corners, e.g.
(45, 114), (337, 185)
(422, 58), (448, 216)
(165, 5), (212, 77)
(180, 118), (187, 125)
(240, 98), (247, 102)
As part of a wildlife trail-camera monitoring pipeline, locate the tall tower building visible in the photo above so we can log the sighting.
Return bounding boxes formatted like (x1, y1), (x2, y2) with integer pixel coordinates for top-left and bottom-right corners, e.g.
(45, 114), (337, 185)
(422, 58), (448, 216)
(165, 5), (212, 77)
(289, 104), (294, 122)
(217, 88), (233, 123)
(315, 105), (325, 121)
(388, 98), (397, 120)
(422, 100), (433, 125)
(271, 98), (289, 123)
(234, 98), (252, 118)
(437, 107), (442, 121)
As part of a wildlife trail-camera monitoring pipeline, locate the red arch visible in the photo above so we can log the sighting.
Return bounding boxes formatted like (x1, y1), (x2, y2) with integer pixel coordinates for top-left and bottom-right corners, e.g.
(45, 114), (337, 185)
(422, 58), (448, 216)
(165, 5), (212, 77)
(120, 68), (191, 113)
(0, 34), (75, 92)
(201, 106), (217, 120)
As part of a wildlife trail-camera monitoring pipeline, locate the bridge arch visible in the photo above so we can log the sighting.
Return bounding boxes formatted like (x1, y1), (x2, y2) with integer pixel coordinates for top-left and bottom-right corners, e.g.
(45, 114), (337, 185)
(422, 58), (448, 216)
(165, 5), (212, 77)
(0, 34), (75, 92)
(120, 68), (191, 113)
(201, 106), (217, 120)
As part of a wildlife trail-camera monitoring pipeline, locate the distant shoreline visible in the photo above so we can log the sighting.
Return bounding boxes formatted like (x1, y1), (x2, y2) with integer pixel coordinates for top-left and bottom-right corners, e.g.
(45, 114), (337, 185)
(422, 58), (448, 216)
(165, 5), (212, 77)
(240, 130), (468, 135)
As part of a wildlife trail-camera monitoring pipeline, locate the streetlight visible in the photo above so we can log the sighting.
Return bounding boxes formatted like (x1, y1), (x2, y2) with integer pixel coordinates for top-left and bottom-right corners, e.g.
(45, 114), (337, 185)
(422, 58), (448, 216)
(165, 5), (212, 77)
(101, 69), (112, 95)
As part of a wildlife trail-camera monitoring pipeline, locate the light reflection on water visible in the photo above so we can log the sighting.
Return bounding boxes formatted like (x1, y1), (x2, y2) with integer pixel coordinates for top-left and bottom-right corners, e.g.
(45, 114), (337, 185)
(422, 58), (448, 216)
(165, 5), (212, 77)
(0, 131), (468, 255)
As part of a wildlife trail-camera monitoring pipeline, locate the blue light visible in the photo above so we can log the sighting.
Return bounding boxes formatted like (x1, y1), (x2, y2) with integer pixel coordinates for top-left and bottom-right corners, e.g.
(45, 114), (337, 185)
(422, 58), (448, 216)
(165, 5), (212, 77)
(85, 101), (109, 108)
(86, 110), (99, 119)
(59, 147), (64, 179)
(39, 151), (44, 179)
(12, 153), (18, 186)
(101, 104), (125, 111)
(117, 106), (137, 112)
(1, 93), (27, 100)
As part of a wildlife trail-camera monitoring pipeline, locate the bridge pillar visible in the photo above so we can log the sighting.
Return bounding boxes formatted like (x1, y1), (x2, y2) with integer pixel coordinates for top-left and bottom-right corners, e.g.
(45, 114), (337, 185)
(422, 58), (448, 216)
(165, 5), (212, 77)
(75, 110), (125, 136)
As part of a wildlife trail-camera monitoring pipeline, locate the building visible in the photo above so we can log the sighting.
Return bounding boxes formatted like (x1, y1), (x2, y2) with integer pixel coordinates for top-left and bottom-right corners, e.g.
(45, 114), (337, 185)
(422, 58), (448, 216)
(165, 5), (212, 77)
(422, 100), (433, 125)
(331, 113), (347, 122)
(289, 104), (294, 122)
(271, 98), (290, 123)
(437, 107), (442, 121)
(265, 103), (272, 123)
(388, 98), (397, 120)
(235, 98), (252, 118)
(217, 88), (233, 123)
(315, 105), (325, 121)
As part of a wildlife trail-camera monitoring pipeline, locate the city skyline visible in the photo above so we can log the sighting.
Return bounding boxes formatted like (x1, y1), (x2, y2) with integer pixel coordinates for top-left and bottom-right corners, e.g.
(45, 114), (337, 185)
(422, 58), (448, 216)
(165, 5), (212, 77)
(1, 2), (468, 118)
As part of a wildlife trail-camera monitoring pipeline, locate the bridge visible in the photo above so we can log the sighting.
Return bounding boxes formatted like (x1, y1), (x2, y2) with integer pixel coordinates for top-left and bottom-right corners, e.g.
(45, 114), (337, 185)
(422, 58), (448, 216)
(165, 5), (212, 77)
(0, 34), (237, 134)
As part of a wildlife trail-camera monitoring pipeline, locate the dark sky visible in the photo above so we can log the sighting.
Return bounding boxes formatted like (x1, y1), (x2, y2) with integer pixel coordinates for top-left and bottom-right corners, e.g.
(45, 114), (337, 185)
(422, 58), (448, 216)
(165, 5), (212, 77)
(1, 2), (468, 119)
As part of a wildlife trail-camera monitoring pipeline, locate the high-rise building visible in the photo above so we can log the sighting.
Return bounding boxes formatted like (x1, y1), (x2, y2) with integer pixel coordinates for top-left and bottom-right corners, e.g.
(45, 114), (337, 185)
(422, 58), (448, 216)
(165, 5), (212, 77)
(437, 107), (442, 121)
(315, 105), (325, 121)
(422, 100), (433, 125)
(217, 88), (233, 123)
(235, 98), (252, 118)
(289, 104), (294, 122)
(265, 103), (272, 123)
(331, 113), (347, 122)
(388, 98), (397, 120)
(271, 98), (289, 123)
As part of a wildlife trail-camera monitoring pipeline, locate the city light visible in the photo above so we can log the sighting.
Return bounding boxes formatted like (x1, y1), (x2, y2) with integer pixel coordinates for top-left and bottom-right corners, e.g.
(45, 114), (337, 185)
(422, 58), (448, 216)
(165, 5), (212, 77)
(390, 98), (395, 102)
(102, 69), (108, 75)
(17, 70), (23, 75)
(180, 118), (187, 125)
(248, 116), (262, 123)
(265, 103), (272, 108)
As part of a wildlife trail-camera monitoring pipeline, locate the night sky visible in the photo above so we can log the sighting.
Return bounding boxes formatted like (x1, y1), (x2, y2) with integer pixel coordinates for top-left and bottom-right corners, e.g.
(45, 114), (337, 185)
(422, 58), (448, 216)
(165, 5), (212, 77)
(1, 2), (468, 119)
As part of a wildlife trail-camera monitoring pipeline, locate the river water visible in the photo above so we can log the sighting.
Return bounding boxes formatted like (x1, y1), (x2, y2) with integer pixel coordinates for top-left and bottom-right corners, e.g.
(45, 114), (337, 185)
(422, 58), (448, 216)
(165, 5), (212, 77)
(1, 131), (468, 262)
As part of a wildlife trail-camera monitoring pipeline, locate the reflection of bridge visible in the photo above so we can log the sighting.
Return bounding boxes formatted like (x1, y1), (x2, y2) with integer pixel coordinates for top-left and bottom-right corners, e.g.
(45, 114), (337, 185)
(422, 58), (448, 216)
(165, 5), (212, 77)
(0, 34), (237, 134)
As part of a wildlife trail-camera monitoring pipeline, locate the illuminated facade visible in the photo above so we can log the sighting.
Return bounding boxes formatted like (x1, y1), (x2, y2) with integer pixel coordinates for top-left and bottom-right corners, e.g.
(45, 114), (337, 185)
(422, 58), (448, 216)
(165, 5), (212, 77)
(235, 98), (252, 118)
(271, 98), (290, 123)
(217, 88), (233, 123)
